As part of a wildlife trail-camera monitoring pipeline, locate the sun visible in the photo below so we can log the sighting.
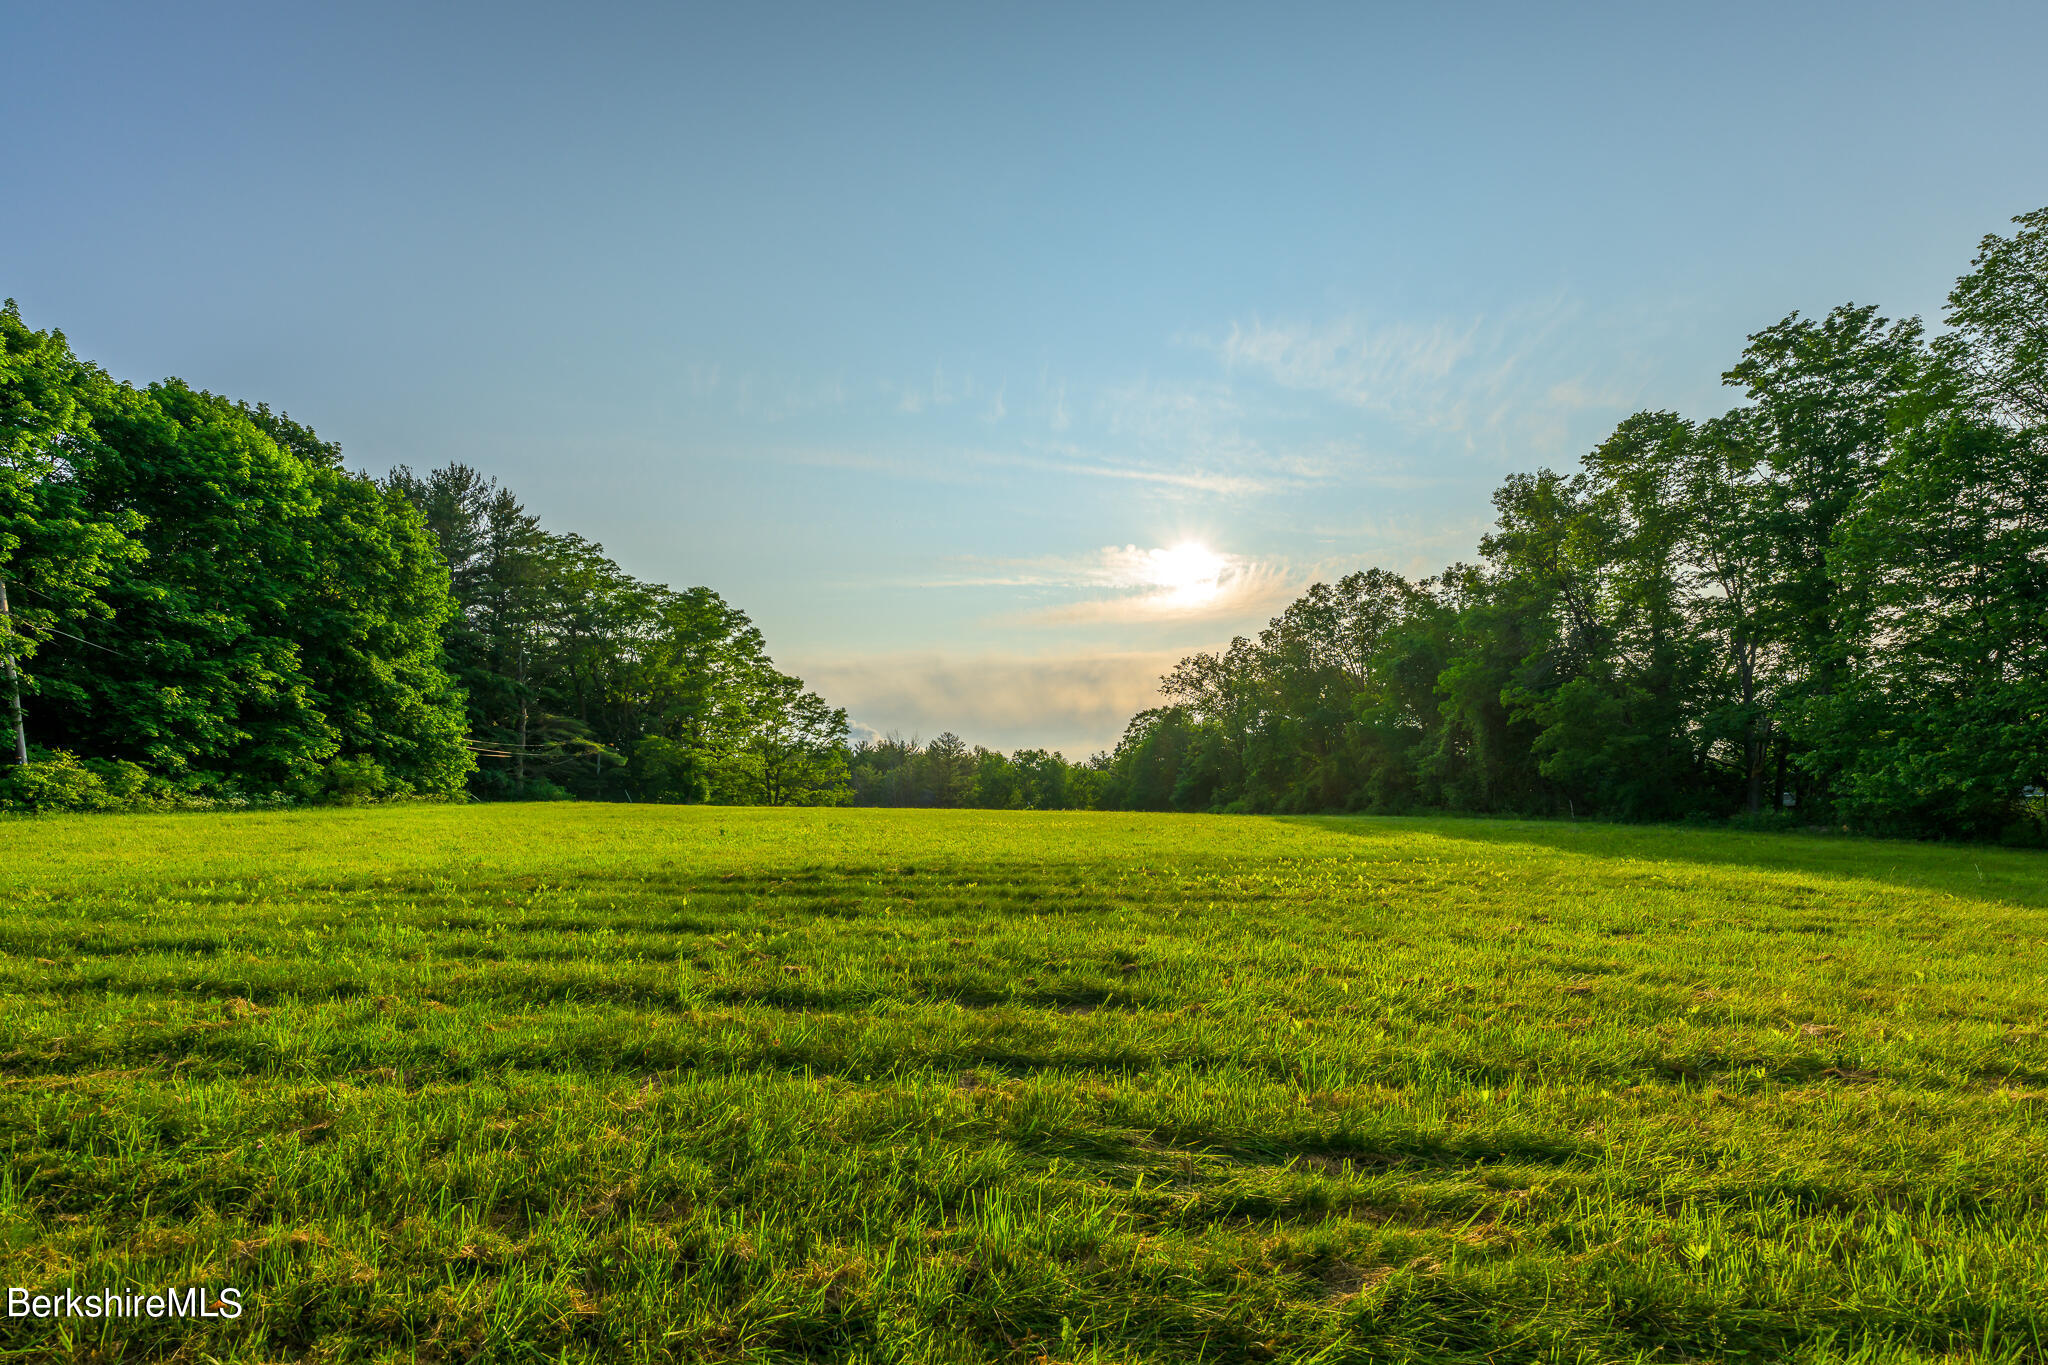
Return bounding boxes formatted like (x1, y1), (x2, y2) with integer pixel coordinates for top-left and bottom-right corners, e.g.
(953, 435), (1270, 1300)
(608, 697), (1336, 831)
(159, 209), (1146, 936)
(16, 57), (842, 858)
(1143, 542), (1228, 605)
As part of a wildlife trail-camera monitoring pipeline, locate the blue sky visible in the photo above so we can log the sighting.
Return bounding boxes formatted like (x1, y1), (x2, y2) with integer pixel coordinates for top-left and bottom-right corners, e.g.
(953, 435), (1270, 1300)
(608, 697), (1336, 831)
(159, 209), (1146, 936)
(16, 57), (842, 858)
(6, 1), (2046, 754)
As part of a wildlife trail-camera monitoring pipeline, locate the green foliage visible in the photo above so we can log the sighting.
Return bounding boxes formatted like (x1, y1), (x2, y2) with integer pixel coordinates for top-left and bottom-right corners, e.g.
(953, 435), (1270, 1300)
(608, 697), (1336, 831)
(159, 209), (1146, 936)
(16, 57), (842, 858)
(742, 670), (851, 806)
(0, 302), (148, 730)
(2, 310), (835, 811)
(10, 204), (2047, 835)
(383, 464), (848, 806)
(291, 755), (394, 805)
(1098, 207), (2048, 839)
(0, 749), (130, 812)
(0, 747), (269, 813)
(630, 735), (712, 804)
(848, 732), (1102, 810)
(2, 324), (471, 799)
(2, 804), (2047, 1360)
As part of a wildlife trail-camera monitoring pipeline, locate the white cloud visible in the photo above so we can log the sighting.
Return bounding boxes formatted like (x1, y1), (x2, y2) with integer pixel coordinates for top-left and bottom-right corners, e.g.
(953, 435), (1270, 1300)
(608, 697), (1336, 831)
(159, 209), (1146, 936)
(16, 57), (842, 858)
(1195, 299), (1618, 458)
(773, 444), (1277, 498)
(893, 364), (982, 416)
(1214, 316), (1477, 409)
(924, 543), (1307, 628)
(1015, 574), (1298, 627)
(788, 649), (1183, 758)
(994, 449), (1276, 497)
(1097, 378), (1243, 442)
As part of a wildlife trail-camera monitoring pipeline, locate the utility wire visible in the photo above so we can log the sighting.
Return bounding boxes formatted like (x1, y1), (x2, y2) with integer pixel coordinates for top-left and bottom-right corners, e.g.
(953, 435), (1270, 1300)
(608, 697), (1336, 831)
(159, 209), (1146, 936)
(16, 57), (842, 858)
(36, 624), (127, 658)
(463, 738), (612, 751)
(0, 580), (132, 657)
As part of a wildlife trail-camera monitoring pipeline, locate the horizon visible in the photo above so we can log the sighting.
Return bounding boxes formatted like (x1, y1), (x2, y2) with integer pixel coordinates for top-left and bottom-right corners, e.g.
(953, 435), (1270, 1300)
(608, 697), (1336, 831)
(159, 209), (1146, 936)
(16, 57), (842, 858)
(7, 0), (2047, 756)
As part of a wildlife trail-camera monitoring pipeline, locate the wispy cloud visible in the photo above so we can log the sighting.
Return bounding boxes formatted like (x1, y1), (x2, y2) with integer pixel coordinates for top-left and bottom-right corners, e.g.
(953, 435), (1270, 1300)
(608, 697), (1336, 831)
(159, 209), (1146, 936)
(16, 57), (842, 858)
(982, 448), (1278, 497)
(1212, 317), (1479, 409)
(1307, 509), (1499, 578)
(926, 543), (1307, 627)
(776, 446), (994, 487)
(1047, 379), (1070, 432)
(1097, 378), (1242, 441)
(1088, 378), (1286, 473)
(1013, 560), (1301, 626)
(773, 444), (1277, 497)
(1194, 299), (1615, 455)
(685, 364), (848, 422)
(892, 365), (987, 415)
(1080, 379), (1433, 494)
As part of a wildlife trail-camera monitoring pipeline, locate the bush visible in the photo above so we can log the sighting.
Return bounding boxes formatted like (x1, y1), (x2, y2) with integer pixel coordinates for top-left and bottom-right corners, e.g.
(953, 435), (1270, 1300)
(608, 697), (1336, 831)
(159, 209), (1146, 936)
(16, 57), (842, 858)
(0, 750), (122, 812)
(510, 779), (574, 802)
(1725, 809), (1808, 835)
(288, 755), (431, 805)
(0, 747), (463, 814)
(321, 756), (391, 805)
(2000, 817), (2048, 849)
(0, 750), (287, 813)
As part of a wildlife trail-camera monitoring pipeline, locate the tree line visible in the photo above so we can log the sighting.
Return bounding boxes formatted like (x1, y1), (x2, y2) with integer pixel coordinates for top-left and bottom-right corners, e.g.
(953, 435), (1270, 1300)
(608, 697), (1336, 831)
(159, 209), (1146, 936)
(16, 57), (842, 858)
(378, 463), (849, 805)
(6, 204), (2042, 835)
(1090, 208), (2048, 842)
(846, 732), (1107, 810)
(0, 307), (847, 810)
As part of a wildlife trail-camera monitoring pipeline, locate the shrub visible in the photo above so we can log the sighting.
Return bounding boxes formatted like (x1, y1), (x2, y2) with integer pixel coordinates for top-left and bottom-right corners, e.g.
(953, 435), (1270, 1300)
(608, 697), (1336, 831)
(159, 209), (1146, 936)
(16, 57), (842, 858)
(290, 756), (395, 806)
(2000, 817), (2048, 849)
(325, 757), (391, 805)
(1725, 809), (1808, 835)
(511, 779), (574, 802)
(0, 749), (122, 812)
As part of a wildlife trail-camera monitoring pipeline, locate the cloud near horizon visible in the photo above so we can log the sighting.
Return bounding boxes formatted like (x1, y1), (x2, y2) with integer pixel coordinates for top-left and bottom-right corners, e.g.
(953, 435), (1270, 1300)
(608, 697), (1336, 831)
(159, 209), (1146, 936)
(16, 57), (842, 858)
(787, 649), (1184, 757)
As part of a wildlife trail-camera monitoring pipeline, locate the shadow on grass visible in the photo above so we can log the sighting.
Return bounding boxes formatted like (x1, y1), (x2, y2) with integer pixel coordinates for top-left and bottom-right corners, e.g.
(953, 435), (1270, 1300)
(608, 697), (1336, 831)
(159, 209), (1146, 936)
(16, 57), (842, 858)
(1280, 813), (2048, 909)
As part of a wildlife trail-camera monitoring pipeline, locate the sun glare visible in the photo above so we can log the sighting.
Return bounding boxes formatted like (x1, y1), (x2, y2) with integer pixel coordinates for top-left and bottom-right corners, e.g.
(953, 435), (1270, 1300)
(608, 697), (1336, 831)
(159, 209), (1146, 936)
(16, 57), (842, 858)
(1143, 542), (1228, 606)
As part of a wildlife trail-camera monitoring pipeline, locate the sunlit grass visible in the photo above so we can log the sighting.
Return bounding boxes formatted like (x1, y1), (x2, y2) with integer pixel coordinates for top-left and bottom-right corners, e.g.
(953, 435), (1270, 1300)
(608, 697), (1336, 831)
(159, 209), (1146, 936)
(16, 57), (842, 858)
(2, 805), (2045, 1362)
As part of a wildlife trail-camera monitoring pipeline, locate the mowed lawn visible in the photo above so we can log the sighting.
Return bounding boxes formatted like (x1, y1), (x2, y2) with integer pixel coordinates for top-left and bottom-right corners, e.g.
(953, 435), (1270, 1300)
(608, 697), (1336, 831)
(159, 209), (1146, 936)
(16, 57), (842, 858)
(2, 808), (2046, 1364)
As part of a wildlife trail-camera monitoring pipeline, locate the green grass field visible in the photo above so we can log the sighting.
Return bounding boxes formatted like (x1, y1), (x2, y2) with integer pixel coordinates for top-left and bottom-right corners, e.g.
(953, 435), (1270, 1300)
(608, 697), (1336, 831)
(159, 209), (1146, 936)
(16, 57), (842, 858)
(2, 807), (2045, 1364)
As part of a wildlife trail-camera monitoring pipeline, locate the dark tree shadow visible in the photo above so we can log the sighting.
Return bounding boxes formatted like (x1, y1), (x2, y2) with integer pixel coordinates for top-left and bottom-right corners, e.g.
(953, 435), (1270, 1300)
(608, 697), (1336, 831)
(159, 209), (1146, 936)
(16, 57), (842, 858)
(1279, 814), (2048, 909)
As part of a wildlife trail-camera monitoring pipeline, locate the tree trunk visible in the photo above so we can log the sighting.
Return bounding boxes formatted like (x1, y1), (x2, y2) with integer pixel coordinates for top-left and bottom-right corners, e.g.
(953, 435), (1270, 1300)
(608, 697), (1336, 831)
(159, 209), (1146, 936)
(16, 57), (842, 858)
(515, 634), (530, 788)
(0, 579), (27, 766)
(1746, 717), (1769, 815)
(1736, 640), (1763, 815)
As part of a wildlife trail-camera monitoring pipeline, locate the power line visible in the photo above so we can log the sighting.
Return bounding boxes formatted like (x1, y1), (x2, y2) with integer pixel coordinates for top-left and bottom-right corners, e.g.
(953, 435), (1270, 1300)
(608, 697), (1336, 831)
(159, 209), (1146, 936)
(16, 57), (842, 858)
(36, 624), (126, 657)
(0, 581), (132, 657)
